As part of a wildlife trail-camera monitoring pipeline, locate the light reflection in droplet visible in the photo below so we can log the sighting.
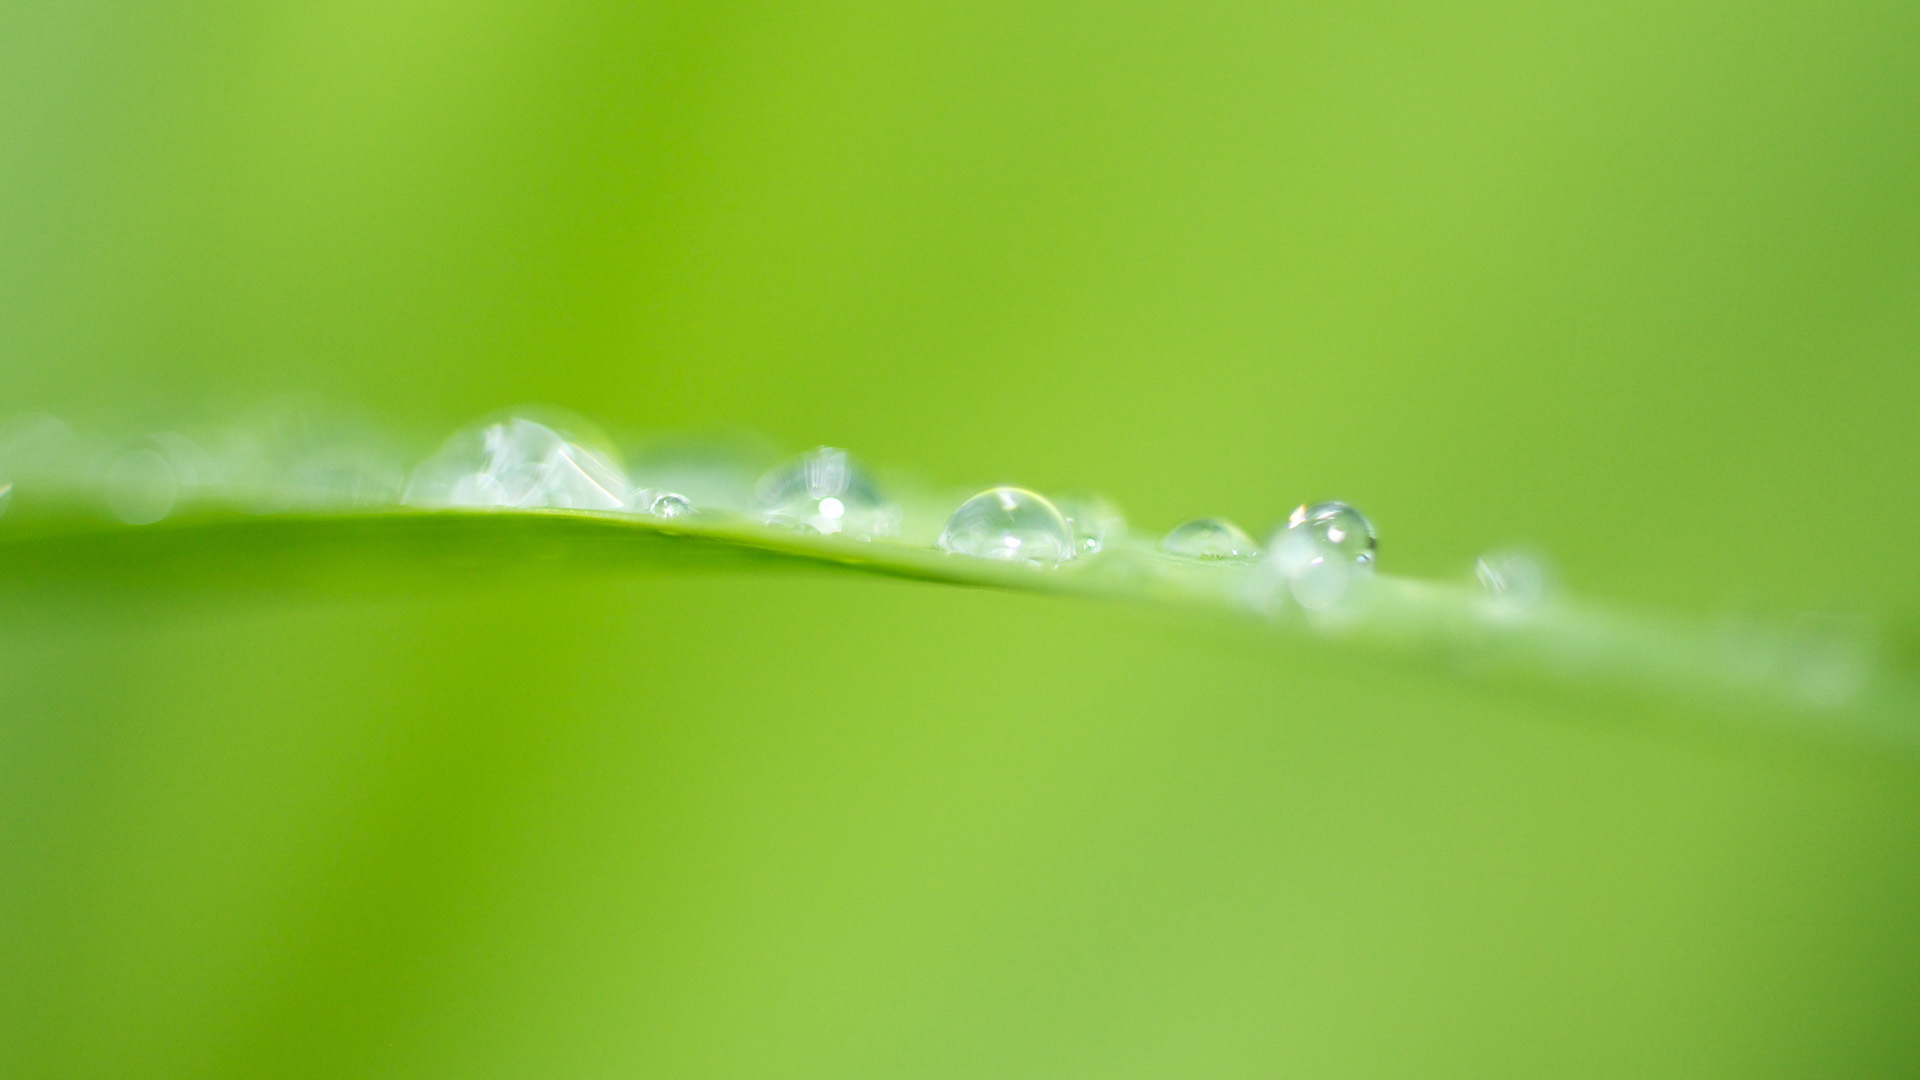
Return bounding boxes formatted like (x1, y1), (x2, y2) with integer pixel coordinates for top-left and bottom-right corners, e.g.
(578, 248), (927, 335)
(1278, 501), (1376, 568)
(648, 492), (694, 519)
(1261, 500), (1376, 612)
(756, 447), (897, 539)
(406, 415), (632, 511)
(938, 486), (1075, 566)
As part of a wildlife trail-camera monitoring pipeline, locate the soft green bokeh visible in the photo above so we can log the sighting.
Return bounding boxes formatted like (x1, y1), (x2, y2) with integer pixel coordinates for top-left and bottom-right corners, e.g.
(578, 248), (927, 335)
(3, 2), (1918, 1076)
(6, 0), (1919, 614)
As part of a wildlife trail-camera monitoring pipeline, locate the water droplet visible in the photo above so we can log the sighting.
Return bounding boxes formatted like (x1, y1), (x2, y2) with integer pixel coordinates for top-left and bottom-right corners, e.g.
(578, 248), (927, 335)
(648, 492), (694, 519)
(938, 486), (1075, 566)
(406, 415), (632, 511)
(1285, 557), (1352, 611)
(1473, 548), (1550, 608)
(756, 447), (897, 539)
(1263, 501), (1376, 611)
(105, 448), (180, 525)
(1276, 500), (1376, 567)
(1161, 517), (1259, 559)
(1057, 493), (1127, 556)
(0, 481), (15, 518)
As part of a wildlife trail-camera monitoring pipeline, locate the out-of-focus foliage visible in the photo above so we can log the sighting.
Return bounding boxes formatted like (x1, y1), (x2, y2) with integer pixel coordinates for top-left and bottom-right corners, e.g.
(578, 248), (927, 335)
(6, 0), (1919, 614)
(2, 2), (1918, 1077)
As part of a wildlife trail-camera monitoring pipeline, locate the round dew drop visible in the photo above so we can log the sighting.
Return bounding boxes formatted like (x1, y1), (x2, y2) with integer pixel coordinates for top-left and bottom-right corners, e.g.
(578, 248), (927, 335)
(648, 492), (694, 519)
(1273, 500), (1376, 568)
(104, 447), (180, 525)
(406, 416), (632, 511)
(1265, 500), (1377, 611)
(938, 486), (1076, 566)
(1161, 517), (1259, 559)
(756, 447), (897, 540)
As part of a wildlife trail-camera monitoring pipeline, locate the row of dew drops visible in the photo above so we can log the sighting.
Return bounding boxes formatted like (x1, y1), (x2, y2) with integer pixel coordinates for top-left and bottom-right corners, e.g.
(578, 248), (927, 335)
(398, 414), (1563, 618)
(404, 414), (1410, 613)
(0, 408), (1495, 613)
(0, 409), (1876, 708)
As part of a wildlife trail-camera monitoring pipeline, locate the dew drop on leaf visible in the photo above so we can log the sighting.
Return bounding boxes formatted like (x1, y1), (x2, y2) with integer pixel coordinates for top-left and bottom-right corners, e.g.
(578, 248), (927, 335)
(406, 416), (632, 511)
(105, 448), (180, 525)
(756, 447), (897, 539)
(1261, 500), (1378, 611)
(1273, 500), (1376, 568)
(1161, 517), (1259, 560)
(938, 486), (1075, 566)
(648, 492), (694, 519)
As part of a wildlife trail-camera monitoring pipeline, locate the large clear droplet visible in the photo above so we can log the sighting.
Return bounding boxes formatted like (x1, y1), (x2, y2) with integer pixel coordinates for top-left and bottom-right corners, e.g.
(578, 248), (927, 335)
(938, 486), (1075, 566)
(756, 447), (897, 539)
(1266, 500), (1376, 610)
(1161, 517), (1259, 559)
(1274, 500), (1376, 567)
(406, 415), (632, 511)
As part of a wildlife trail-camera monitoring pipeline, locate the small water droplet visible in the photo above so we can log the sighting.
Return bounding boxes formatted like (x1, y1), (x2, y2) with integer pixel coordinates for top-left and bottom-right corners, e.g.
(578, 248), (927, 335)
(649, 492), (694, 519)
(1473, 548), (1550, 608)
(0, 481), (15, 518)
(1277, 500), (1377, 567)
(1161, 517), (1259, 560)
(406, 415), (632, 511)
(757, 447), (897, 539)
(939, 486), (1075, 566)
(1057, 493), (1127, 556)
(105, 448), (180, 525)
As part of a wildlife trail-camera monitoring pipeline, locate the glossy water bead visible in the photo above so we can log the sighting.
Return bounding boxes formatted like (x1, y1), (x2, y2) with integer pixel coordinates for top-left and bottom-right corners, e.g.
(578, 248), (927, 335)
(1274, 500), (1376, 567)
(406, 416), (632, 511)
(1161, 517), (1259, 559)
(939, 486), (1076, 566)
(1264, 500), (1376, 611)
(648, 492), (694, 519)
(757, 447), (898, 539)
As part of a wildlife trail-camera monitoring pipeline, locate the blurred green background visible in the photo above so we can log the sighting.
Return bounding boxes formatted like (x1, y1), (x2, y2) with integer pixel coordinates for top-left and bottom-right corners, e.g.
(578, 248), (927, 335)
(3, 2), (1919, 1076)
